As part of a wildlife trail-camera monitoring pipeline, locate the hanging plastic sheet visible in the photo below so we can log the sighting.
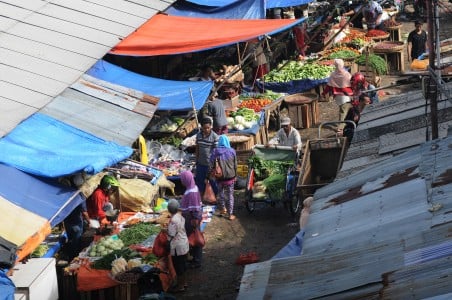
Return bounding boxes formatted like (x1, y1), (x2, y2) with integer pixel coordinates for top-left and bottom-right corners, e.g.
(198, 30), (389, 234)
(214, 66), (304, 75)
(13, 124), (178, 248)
(165, 0), (265, 19)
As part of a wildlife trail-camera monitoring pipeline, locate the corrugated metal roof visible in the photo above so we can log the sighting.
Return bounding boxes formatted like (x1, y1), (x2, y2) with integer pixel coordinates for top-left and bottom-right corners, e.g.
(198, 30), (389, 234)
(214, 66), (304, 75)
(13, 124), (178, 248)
(0, 0), (175, 137)
(238, 132), (452, 299)
(338, 82), (452, 177)
(40, 75), (158, 146)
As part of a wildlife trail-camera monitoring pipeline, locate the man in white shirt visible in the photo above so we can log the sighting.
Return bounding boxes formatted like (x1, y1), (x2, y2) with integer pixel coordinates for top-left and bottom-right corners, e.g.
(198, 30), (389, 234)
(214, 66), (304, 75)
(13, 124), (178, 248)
(267, 117), (302, 150)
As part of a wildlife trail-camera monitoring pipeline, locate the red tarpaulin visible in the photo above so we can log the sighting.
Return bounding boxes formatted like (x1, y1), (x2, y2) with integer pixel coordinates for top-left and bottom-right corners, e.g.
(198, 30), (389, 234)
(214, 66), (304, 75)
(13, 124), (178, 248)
(110, 14), (304, 56)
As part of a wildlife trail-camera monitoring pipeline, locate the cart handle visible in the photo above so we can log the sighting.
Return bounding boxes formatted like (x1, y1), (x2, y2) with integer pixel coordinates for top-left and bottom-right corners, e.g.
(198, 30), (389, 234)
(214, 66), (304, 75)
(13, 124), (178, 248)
(318, 121), (356, 139)
(254, 144), (294, 151)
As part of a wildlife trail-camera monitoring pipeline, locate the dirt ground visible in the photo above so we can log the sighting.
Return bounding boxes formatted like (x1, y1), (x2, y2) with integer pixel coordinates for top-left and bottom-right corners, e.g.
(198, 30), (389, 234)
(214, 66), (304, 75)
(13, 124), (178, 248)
(177, 6), (451, 299)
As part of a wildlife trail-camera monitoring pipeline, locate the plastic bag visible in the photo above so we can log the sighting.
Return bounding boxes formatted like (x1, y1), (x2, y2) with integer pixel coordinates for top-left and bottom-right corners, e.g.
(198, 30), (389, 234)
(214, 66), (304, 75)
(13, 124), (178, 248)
(202, 181), (216, 204)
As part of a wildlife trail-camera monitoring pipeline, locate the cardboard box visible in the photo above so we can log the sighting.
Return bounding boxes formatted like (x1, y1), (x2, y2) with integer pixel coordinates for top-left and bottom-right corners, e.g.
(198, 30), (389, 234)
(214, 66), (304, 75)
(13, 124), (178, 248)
(222, 96), (240, 110)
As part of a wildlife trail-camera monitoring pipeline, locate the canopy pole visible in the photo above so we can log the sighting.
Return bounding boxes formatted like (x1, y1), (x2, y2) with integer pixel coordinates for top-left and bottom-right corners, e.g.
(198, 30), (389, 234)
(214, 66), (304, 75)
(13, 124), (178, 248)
(189, 88), (200, 129)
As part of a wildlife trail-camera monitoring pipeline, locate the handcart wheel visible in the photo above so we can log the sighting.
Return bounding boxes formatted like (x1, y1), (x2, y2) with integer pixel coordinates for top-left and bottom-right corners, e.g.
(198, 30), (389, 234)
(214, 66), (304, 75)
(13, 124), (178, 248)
(285, 169), (301, 216)
(287, 190), (302, 216)
(245, 190), (256, 213)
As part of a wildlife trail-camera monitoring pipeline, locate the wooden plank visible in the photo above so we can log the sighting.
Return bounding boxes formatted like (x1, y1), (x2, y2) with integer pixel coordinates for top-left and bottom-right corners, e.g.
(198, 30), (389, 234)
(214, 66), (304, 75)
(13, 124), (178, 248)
(24, 13), (120, 46)
(51, 0), (150, 24)
(0, 48), (81, 84)
(0, 97), (38, 137)
(0, 81), (52, 108)
(1, 33), (96, 72)
(32, 4), (134, 36)
(0, 64), (69, 97)
(7, 21), (111, 58)
(0, 15), (17, 31)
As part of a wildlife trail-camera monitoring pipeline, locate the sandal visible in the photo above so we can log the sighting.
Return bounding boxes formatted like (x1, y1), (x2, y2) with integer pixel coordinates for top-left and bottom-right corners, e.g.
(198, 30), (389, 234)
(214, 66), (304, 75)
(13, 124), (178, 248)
(216, 208), (227, 217)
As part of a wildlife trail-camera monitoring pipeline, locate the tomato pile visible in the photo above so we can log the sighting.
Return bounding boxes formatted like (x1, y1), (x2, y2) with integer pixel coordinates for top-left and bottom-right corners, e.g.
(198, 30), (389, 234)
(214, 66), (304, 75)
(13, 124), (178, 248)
(366, 29), (389, 37)
(238, 98), (272, 112)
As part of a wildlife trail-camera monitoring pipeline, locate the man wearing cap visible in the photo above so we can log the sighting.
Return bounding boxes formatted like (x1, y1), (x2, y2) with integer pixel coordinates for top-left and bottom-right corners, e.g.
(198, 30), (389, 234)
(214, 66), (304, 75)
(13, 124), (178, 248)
(407, 20), (428, 63)
(267, 117), (302, 150)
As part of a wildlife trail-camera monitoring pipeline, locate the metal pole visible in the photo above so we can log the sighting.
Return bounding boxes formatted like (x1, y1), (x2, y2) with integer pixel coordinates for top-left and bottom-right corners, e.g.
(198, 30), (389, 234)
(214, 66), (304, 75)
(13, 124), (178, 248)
(189, 88), (199, 129)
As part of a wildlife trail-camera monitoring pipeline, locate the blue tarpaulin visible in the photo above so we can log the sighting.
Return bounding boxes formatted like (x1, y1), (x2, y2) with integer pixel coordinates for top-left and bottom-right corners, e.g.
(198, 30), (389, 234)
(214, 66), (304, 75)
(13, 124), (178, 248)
(0, 270), (14, 300)
(256, 77), (329, 94)
(272, 230), (305, 259)
(0, 113), (133, 178)
(166, 0), (265, 19)
(186, 0), (238, 5)
(267, 0), (314, 9)
(87, 60), (214, 111)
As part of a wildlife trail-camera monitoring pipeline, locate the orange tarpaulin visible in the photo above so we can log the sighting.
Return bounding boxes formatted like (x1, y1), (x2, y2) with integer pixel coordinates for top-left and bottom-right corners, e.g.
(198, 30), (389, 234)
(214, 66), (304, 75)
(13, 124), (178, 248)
(110, 14), (304, 56)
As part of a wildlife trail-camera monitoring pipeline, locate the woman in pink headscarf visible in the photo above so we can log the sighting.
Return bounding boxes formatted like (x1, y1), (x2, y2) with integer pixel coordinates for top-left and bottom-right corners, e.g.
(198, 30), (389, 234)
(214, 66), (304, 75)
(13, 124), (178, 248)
(321, 59), (353, 133)
(180, 170), (203, 269)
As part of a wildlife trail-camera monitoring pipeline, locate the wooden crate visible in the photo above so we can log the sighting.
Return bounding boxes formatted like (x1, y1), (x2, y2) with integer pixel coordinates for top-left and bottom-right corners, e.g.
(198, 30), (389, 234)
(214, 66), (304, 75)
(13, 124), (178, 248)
(284, 93), (319, 129)
(176, 117), (198, 138)
(353, 63), (381, 87)
(236, 149), (254, 164)
(226, 133), (253, 151)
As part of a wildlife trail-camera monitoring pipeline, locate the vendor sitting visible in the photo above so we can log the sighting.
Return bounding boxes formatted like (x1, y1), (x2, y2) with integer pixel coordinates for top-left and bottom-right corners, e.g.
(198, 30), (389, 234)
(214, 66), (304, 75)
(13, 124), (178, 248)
(266, 117), (302, 150)
(87, 175), (119, 223)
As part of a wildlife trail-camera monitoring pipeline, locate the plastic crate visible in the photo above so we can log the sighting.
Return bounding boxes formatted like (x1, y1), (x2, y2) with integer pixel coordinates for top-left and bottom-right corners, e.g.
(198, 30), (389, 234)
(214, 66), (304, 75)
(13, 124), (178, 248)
(237, 164), (249, 177)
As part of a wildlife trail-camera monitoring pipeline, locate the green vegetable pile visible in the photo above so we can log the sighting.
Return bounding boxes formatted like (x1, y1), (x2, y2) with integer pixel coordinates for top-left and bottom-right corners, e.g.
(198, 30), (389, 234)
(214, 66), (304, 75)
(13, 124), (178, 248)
(118, 222), (161, 247)
(264, 61), (334, 83)
(92, 248), (141, 270)
(263, 174), (287, 200)
(249, 155), (293, 179)
(355, 54), (388, 75)
(230, 108), (260, 122)
(143, 253), (159, 265)
(328, 50), (359, 59)
(157, 136), (183, 148)
(31, 244), (49, 258)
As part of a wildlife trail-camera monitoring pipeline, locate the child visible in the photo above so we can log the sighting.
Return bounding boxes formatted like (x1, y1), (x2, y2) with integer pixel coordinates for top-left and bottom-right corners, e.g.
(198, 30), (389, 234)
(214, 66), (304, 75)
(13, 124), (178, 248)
(167, 199), (189, 292)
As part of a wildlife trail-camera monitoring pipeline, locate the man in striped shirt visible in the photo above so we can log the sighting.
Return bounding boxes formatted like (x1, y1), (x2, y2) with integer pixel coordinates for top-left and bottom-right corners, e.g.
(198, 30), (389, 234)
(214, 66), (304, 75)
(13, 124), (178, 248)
(195, 117), (219, 196)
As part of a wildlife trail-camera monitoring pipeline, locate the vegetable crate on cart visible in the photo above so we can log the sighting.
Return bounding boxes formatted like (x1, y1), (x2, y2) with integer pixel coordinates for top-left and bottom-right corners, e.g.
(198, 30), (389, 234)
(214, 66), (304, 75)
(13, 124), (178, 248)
(296, 122), (350, 201)
(245, 145), (302, 216)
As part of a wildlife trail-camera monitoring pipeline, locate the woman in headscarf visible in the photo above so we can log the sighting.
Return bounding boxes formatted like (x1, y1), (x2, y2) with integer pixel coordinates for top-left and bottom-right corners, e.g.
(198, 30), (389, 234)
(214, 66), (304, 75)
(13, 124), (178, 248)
(321, 59), (353, 133)
(180, 170), (203, 269)
(209, 135), (238, 220)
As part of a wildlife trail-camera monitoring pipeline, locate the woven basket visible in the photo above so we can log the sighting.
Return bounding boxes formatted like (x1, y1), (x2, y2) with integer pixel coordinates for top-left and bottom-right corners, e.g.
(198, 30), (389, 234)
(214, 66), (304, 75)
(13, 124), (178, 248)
(373, 41), (404, 53)
(226, 133), (253, 151)
(369, 33), (390, 41)
(385, 23), (402, 30)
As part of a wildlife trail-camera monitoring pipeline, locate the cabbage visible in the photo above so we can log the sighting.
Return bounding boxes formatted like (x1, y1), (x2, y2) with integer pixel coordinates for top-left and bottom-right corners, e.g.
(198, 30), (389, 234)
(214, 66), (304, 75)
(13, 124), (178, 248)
(226, 117), (235, 125)
(234, 116), (245, 124)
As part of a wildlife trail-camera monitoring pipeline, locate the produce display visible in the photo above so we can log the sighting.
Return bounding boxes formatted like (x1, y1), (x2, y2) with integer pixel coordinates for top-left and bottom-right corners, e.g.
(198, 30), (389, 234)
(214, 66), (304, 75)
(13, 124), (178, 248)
(118, 222), (161, 247)
(355, 54), (388, 75)
(227, 107), (260, 130)
(264, 61), (334, 82)
(373, 41), (404, 52)
(88, 235), (125, 257)
(238, 98), (272, 112)
(249, 155), (294, 199)
(31, 244), (49, 258)
(322, 46), (360, 59)
(92, 248), (141, 270)
(366, 29), (389, 38)
(148, 116), (185, 132)
(327, 49), (360, 60)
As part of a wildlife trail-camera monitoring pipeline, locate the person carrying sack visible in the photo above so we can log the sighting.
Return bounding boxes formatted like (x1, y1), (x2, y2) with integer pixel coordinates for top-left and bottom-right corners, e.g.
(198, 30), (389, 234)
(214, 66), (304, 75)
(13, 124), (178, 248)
(179, 170), (204, 269)
(209, 135), (238, 220)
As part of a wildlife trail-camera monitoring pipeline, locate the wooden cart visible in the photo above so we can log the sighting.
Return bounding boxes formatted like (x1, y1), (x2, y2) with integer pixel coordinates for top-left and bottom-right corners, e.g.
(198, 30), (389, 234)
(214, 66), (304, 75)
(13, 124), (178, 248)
(296, 121), (354, 201)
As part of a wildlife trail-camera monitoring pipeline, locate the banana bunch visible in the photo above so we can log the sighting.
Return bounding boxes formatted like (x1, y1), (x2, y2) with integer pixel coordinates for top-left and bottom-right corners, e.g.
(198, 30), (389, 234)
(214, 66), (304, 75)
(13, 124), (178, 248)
(111, 257), (127, 276)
